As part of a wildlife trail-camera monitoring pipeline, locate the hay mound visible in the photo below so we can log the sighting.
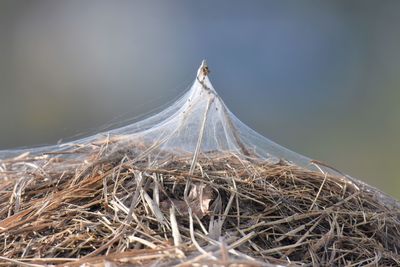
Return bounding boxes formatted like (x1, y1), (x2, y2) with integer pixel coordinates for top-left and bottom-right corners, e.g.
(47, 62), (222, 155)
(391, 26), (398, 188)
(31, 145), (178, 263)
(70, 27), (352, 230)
(1, 61), (399, 266)
(1, 152), (399, 266)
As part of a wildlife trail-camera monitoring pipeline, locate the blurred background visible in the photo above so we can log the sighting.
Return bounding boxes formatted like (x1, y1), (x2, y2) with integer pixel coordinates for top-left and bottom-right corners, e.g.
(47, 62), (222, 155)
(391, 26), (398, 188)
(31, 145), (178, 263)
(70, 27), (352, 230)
(0, 1), (399, 198)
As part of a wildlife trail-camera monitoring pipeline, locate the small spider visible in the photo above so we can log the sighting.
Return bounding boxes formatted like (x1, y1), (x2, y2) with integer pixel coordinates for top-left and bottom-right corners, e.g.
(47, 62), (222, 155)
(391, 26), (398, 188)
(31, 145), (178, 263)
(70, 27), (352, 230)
(201, 62), (209, 77)
(197, 59), (210, 81)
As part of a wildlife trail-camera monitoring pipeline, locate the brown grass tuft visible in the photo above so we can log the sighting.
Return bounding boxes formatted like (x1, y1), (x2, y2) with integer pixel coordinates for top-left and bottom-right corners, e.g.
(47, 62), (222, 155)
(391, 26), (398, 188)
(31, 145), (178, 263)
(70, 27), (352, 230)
(0, 147), (399, 266)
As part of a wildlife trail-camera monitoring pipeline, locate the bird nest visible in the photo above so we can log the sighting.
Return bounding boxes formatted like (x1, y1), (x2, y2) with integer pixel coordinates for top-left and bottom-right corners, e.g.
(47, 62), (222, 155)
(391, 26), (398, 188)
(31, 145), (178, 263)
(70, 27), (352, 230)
(0, 149), (399, 267)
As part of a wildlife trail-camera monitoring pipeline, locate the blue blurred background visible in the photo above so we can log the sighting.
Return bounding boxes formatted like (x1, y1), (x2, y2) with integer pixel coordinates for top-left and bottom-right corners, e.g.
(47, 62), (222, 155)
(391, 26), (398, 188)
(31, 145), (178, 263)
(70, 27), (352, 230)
(0, 1), (399, 198)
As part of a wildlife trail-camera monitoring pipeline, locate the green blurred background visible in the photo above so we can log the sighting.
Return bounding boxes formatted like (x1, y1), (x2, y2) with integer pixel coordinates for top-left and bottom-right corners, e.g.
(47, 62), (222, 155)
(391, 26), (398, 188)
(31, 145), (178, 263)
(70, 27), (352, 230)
(0, 1), (399, 198)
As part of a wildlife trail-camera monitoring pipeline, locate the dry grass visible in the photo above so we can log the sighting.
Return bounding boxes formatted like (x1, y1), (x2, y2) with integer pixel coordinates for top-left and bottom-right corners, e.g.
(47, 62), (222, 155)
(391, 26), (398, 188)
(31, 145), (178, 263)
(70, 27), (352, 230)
(0, 143), (400, 267)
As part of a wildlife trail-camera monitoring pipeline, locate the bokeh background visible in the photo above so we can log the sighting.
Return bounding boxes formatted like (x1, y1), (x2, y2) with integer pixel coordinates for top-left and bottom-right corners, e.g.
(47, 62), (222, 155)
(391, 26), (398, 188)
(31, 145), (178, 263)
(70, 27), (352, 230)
(0, 1), (399, 198)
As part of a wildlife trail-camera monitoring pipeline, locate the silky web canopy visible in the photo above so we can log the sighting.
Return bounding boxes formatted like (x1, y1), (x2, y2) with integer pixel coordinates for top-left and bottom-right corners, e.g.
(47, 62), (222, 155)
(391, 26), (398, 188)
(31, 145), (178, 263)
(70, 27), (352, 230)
(0, 60), (309, 170)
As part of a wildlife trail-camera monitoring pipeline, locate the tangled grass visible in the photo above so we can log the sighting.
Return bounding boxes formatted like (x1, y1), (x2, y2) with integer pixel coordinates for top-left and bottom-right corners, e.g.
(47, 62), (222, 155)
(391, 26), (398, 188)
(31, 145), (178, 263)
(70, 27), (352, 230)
(0, 147), (399, 266)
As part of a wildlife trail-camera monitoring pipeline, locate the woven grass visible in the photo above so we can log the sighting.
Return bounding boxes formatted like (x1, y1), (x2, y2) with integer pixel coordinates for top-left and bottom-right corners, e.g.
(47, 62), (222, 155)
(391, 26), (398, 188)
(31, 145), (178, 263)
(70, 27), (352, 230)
(0, 145), (400, 266)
